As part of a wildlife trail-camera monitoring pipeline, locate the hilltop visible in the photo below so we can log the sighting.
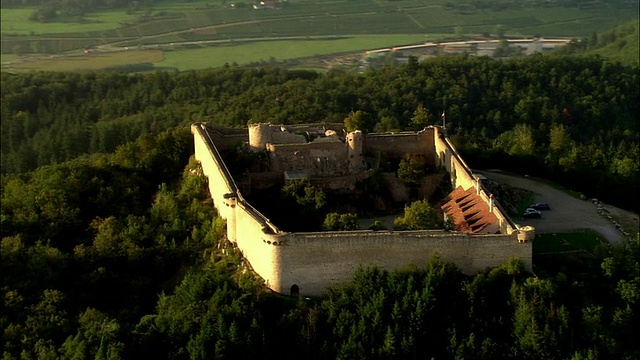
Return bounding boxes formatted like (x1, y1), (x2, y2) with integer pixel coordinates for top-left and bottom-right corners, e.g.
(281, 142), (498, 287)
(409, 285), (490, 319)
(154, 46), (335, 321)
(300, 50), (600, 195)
(555, 21), (640, 67)
(585, 21), (640, 66)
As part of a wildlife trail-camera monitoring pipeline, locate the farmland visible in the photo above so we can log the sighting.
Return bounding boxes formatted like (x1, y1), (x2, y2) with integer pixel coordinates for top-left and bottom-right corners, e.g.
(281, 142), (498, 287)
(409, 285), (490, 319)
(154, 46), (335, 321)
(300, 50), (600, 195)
(1, 0), (638, 71)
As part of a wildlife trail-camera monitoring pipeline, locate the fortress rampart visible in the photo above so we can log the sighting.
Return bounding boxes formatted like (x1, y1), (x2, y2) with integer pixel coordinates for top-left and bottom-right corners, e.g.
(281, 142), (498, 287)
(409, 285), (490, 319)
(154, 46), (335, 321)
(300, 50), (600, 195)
(248, 122), (345, 151)
(433, 129), (520, 235)
(192, 123), (533, 296)
(365, 130), (436, 166)
(267, 140), (351, 177)
(201, 124), (248, 151)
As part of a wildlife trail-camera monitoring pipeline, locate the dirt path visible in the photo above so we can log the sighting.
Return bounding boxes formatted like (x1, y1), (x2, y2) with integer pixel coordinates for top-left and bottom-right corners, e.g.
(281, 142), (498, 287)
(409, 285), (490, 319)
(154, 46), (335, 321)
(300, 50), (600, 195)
(480, 171), (638, 245)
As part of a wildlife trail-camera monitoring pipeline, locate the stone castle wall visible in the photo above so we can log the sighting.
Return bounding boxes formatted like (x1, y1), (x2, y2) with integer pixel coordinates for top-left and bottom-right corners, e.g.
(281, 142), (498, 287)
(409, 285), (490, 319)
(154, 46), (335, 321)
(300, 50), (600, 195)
(215, 224), (530, 296)
(192, 123), (533, 296)
(203, 124), (249, 151)
(365, 130), (437, 168)
(433, 127), (519, 235)
(267, 230), (530, 295)
(267, 141), (351, 177)
(192, 124), (241, 241)
(248, 123), (345, 151)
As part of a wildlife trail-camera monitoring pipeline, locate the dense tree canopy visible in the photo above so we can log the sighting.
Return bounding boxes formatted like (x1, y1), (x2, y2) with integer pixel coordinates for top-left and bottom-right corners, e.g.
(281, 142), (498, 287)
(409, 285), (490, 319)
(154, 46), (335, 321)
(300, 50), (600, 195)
(1, 127), (227, 358)
(1, 120), (638, 359)
(1, 47), (639, 358)
(2, 55), (637, 210)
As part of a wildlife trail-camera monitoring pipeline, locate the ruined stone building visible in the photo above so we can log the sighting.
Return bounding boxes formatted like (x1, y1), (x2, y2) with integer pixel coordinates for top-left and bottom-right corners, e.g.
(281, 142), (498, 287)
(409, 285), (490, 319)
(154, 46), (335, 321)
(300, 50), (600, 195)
(192, 122), (534, 296)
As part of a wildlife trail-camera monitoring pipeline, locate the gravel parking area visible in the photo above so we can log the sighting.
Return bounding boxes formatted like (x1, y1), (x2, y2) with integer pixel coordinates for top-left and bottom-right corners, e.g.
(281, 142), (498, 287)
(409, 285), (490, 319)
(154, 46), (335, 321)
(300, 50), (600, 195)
(480, 171), (638, 245)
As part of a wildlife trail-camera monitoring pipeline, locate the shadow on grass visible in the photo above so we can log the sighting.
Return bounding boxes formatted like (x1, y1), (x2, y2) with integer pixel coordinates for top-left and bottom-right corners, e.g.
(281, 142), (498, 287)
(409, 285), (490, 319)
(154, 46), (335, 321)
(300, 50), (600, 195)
(533, 230), (605, 255)
(103, 62), (157, 72)
(532, 230), (608, 278)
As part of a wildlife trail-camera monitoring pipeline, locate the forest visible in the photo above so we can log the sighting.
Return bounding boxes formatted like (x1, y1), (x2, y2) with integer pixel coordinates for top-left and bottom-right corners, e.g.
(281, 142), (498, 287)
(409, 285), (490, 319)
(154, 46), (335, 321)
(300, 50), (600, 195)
(1, 127), (638, 358)
(2, 54), (638, 211)
(1, 34), (639, 358)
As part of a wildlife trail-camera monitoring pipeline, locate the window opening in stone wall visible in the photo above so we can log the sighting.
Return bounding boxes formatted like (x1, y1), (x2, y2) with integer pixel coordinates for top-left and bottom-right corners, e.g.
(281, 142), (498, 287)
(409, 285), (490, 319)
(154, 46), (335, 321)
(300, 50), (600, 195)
(290, 284), (300, 296)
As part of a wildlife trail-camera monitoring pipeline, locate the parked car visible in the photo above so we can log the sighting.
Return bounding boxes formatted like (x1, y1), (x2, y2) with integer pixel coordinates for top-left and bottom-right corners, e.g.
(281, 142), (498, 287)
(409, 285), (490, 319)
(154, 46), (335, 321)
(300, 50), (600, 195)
(523, 211), (541, 219)
(524, 208), (542, 215)
(529, 203), (551, 210)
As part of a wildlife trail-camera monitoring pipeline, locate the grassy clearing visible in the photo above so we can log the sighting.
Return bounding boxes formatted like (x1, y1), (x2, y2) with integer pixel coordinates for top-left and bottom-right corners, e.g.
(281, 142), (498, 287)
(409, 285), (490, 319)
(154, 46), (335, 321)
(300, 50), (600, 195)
(159, 35), (431, 70)
(533, 231), (604, 254)
(1, 54), (19, 64)
(5, 50), (163, 72)
(0, 34), (447, 72)
(151, 0), (229, 11)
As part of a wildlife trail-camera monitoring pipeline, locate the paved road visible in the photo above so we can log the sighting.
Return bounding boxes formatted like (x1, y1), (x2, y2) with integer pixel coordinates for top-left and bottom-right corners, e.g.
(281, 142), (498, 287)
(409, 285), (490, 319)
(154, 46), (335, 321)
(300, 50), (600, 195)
(479, 171), (637, 245)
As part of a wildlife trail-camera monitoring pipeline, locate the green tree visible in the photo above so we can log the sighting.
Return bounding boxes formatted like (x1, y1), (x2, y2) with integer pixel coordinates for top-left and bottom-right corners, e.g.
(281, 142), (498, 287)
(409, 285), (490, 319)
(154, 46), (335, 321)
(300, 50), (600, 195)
(375, 116), (401, 132)
(494, 123), (536, 157)
(279, 179), (327, 231)
(410, 103), (432, 130)
(282, 179), (326, 210)
(393, 199), (443, 230)
(323, 213), (360, 231)
(60, 308), (123, 359)
(368, 220), (388, 231)
(397, 154), (425, 187)
(511, 123), (536, 156)
(547, 123), (573, 166)
(344, 110), (371, 133)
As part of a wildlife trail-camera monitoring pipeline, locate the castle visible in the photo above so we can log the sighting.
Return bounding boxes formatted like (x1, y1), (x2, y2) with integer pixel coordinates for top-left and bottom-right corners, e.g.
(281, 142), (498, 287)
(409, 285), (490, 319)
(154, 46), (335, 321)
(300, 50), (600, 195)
(192, 122), (534, 296)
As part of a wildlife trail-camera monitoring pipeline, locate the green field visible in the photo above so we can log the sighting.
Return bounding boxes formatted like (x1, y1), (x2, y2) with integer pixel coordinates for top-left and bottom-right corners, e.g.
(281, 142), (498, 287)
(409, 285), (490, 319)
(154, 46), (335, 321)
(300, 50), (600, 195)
(0, 8), (139, 35)
(0, 53), (19, 64)
(160, 35), (432, 70)
(533, 231), (605, 255)
(1, 0), (638, 71)
(3, 35), (434, 72)
(3, 50), (164, 72)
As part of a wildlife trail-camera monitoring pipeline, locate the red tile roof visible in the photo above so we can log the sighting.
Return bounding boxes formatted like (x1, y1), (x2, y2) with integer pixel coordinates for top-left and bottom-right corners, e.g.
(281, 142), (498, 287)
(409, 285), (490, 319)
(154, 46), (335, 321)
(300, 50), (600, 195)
(439, 186), (499, 234)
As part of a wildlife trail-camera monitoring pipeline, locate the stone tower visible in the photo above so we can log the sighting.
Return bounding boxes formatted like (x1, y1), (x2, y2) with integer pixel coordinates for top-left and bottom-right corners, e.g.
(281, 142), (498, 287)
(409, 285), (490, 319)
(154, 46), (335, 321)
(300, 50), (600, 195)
(248, 123), (271, 151)
(346, 130), (364, 173)
(517, 226), (536, 243)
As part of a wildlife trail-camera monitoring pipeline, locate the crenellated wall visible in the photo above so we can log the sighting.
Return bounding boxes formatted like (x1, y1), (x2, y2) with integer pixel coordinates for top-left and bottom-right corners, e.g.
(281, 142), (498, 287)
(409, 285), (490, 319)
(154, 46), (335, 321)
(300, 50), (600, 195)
(192, 123), (533, 296)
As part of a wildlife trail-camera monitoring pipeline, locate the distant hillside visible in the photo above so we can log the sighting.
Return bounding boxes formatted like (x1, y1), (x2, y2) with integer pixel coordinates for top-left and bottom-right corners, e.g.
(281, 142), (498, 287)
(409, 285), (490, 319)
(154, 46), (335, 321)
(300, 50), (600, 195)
(557, 21), (639, 67)
(586, 21), (639, 66)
